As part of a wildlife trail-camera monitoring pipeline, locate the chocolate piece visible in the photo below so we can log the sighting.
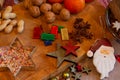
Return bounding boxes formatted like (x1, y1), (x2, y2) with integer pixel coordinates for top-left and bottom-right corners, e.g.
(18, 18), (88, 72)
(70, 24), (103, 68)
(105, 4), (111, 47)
(41, 33), (55, 41)
(33, 26), (43, 39)
(50, 25), (58, 38)
(44, 40), (52, 46)
(61, 28), (69, 40)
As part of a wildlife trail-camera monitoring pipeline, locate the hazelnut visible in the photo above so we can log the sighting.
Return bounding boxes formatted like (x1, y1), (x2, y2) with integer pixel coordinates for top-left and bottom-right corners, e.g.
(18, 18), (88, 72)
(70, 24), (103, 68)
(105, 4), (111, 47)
(32, 0), (43, 6)
(40, 3), (52, 13)
(52, 3), (62, 14)
(29, 6), (41, 18)
(45, 11), (56, 23)
(60, 8), (70, 21)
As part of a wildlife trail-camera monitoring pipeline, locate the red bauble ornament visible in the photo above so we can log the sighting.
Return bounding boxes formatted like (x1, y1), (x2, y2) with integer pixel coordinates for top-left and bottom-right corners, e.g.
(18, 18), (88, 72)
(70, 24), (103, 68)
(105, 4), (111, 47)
(85, 0), (94, 3)
(76, 64), (82, 72)
(64, 0), (85, 14)
(48, 0), (63, 3)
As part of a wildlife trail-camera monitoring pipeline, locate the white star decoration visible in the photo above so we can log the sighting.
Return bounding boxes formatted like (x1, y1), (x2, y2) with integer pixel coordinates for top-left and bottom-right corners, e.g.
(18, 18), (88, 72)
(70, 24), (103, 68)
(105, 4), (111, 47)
(112, 21), (120, 31)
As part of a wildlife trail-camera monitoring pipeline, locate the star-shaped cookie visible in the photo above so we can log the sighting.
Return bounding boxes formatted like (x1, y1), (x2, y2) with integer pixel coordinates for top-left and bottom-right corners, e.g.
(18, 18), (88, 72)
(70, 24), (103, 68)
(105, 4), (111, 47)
(0, 37), (36, 76)
(112, 21), (120, 31)
(47, 43), (84, 68)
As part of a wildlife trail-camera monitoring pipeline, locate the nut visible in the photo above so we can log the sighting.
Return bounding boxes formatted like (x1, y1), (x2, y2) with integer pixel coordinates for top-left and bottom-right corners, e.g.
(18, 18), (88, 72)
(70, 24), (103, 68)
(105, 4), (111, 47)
(60, 8), (70, 21)
(40, 3), (52, 13)
(52, 3), (62, 14)
(45, 11), (56, 23)
(32, 0), (43, 6)
(29, 6), (40, 18)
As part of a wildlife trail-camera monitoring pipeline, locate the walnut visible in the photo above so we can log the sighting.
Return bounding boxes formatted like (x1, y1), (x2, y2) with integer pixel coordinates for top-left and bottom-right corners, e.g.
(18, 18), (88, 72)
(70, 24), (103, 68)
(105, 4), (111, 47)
(52, 3), (62, 14)
(60, 8), (70, 21)
(32, 0), (43, 6)
(23, 0), (32, 9)
(45, 11), (56, 23)
(29, 6), (40, 18)
(40, 3), (52, 13)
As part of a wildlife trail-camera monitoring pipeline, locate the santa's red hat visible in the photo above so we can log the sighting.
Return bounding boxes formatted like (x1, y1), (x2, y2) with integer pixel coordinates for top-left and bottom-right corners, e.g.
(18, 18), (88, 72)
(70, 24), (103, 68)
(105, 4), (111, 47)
(87, 38), (112, 57)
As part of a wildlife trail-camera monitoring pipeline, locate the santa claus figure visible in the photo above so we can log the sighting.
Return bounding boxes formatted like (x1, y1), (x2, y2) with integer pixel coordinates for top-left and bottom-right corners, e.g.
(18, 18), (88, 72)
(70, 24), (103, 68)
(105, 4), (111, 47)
(87, 38), (116, 79)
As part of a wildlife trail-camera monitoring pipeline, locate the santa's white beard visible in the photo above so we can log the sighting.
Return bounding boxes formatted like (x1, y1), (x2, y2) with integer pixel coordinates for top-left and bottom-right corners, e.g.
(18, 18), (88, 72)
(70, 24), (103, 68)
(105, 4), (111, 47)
(93, 45), (116, 79)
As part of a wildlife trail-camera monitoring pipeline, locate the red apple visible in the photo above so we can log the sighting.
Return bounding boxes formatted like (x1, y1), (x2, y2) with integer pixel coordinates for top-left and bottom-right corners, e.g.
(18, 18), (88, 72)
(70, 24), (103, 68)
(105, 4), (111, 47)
(48, 0), (63, 3)
(64, 0), (85, 14)
(85, 0), (94, 3)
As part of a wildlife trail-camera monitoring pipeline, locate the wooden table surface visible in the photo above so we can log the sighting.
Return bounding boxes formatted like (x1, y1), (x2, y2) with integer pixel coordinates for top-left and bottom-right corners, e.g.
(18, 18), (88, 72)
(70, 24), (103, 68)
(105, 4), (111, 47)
(0, 0), (119, 80)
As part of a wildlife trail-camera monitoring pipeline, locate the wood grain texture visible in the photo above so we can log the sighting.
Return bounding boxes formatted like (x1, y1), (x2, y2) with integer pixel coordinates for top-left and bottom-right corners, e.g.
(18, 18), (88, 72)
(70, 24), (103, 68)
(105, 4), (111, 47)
(0, 0), (116, 80)
(109, 0), (120, 22)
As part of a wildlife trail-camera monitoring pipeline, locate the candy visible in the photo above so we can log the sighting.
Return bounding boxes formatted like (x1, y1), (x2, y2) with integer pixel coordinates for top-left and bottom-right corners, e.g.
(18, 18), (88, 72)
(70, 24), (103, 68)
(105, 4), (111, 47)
(44, 40), (52, 46)
(51, 25), (58, 38)
(61, 28), (69, 40)
(41, 33), (55, 41)
(58, 26), (64, 33)
(33, 26), (43, 39)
